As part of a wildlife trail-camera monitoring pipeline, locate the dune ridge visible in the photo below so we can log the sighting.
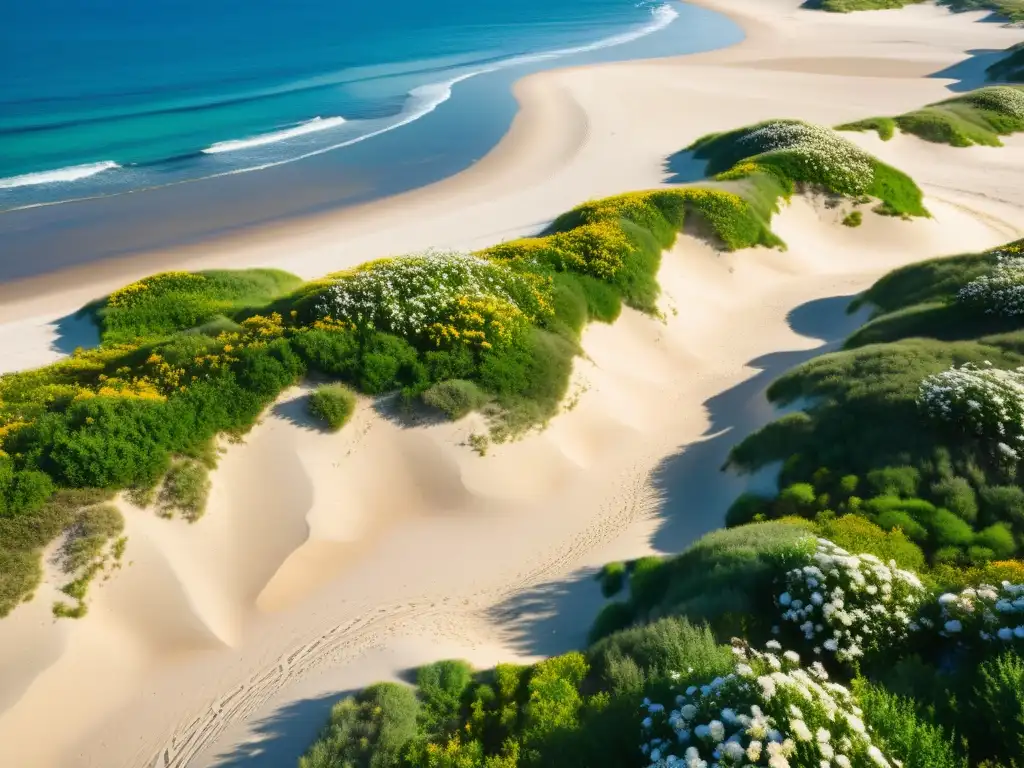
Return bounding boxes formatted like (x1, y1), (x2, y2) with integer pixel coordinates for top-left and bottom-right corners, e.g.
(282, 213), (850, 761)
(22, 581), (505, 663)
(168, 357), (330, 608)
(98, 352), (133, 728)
(1, 0), (1024, 765)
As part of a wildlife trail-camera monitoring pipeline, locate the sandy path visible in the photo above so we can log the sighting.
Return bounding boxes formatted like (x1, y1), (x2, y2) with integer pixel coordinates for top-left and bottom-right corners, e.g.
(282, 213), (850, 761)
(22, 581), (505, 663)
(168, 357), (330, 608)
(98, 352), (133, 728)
(1, 0), (1024, 765)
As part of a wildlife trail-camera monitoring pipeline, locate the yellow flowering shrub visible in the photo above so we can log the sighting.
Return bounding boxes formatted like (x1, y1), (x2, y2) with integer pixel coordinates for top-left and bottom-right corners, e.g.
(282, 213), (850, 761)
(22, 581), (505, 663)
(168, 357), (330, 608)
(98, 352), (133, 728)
(107, 271), (206, 308)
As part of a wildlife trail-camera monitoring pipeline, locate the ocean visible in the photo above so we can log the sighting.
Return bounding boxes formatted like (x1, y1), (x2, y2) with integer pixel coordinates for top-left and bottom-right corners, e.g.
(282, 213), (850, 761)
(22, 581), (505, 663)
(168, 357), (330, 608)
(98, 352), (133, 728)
(0, 0), (742, 272)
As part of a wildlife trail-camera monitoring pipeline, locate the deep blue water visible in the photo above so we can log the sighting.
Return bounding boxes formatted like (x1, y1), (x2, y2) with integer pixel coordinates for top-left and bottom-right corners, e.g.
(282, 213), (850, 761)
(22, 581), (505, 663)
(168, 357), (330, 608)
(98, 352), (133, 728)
(1, 0), (711, 209)
(0, 1), (743, 276)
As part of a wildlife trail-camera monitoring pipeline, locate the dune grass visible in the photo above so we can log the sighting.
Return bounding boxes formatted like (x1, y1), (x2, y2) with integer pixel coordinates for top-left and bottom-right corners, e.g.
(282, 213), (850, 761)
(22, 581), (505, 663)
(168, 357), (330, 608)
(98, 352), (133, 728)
(685, 119), (928, 218)
(838, 86), (1024, 147)
(808, 0), (1024, 22)
(157, 458), (211, 522)
(52, 502), (125, 618)
(90, 268), (303, 345)
(308, 383), (358, 431)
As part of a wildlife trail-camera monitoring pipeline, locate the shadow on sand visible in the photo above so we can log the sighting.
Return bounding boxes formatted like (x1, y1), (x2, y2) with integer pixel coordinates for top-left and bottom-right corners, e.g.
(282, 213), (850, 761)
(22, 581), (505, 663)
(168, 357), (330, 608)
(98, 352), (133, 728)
(50, 312), (100, 356)
(663, 150), (709, 184)
(205, 291), (867, 765)
(929, 47), (1006, 92)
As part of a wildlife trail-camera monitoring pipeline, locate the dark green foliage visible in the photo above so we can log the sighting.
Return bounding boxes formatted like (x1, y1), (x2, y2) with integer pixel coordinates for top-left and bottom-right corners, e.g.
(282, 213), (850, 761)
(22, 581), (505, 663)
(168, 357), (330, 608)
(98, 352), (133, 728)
(587, 602), (635, 645)
(587, 617), (733, 694)
(298, 683), (420, 768)
(417, 659), (475, 736)
(596, 562), (626, 598)
(854, 681), (967, 768)
(308, 383), (358, 432)
(292, 328), (361, 377)
(866, 466), (920, 497)
(724, 492), (772, 527)
(975, 522), (1016, 558)
(971, 652), (1024, 766)
(931, 477), (978, 523)
(422, 380), (488, 420)
(988, 43), (1024, 83)
(0, 459), (54, 518)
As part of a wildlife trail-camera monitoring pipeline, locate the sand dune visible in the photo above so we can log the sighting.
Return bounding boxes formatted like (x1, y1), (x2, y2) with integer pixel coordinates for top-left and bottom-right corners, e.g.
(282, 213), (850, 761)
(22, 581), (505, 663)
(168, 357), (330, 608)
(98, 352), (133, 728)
(1, 0), (1023, 765)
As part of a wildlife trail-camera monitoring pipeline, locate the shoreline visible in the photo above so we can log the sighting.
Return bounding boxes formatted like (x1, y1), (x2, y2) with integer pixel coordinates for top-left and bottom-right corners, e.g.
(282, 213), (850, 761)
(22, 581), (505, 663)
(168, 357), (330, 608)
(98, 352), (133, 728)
(2, 0), (1024, 766)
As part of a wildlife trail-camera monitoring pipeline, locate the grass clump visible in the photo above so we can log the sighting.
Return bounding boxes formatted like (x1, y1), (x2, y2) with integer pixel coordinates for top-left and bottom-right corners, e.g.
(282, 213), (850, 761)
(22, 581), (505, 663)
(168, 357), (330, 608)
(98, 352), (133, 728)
(839, 86), (1024, 147)
(157, 458), (211, 522)
(52, 502), (125, 619)
(842, 210), (863, 227)
(809, 0), (1024, 22)
(596, 562), (627, 598)
(422, 379), (488, 420)
(92, 268), (303, 344)
(686, 118), (928, 218)
(308, 383), (358, 432)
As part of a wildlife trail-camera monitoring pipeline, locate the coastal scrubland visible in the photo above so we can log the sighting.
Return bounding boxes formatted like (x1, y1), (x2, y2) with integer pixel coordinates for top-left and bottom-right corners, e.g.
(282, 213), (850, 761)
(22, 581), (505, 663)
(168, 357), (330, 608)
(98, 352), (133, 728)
(298, 235), (1024, 768)
(0, 120), (922, 618)
(806, 0), (1024, 23)
(837, 86), (1024, 147)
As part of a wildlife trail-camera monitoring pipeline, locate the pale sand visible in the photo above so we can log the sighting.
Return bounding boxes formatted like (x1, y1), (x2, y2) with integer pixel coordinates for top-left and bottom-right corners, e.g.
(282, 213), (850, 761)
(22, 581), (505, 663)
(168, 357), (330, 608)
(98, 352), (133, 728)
(1, 1), (1024, 766)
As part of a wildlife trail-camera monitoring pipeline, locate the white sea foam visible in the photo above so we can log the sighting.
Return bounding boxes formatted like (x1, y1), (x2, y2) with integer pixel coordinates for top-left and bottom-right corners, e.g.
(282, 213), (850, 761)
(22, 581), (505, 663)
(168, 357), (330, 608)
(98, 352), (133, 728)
(3, 4), (679, 207)
(202, 116), (347, 154)
(204, 3), (679, 176)
(0, 161), (120, 190)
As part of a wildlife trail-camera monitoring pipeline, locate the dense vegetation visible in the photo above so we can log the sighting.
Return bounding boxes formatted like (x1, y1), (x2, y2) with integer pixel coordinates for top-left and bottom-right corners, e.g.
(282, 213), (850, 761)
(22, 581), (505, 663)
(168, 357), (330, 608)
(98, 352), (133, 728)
(684, 119), (928, 218)
(299, 237), (1024, 768)
(988, 43), (1024, 83)
(309, 383), (359, 432)
(0, 125), (916, 618)
(838, 86), (1024, 147)
(299, 516), (1024, 768)
(805, 0), (1024, 23)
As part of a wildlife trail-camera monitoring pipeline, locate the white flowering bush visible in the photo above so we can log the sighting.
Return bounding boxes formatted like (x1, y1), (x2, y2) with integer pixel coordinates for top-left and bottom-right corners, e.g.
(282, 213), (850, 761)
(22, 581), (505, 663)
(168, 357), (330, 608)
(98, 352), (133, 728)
(929, 581), (1024, 644)
(957, 250), (1024, 316)
(639, 644), (897, 768)
(960, 86), (1024, 121)
(313, 250), (551, 349)
(730, 121), (876, 196)
(917, 362), (1024, 463)
(775, 538), (926, 664)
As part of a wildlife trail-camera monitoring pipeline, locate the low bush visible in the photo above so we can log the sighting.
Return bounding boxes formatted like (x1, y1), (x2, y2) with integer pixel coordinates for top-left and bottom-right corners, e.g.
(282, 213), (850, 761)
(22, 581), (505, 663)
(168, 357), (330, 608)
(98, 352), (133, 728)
(596, 562), (627, 598)
(422, 379), (488, 420)
(839, 86), (1024, 148)
(308, 383), (358, 432)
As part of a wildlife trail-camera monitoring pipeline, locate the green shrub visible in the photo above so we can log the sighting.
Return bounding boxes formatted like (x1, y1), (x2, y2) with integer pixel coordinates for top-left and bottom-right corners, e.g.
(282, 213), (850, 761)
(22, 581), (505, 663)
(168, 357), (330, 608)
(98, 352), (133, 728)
(971, 652), (1024, 766)
(854, 681), (967, 768)
(422, 380), (488, 420)
(874, 509), (929, 543)
(842, 210), (863, 228)
(724, 492), (771, 527)
(776, 482), (817, 517)
(815, 514), (926, 571)
(308, 383), (358, 432)
(158, 458), (210, 522)
(867, 466), (920, 497)
(587, 602), (634, 645)
(596, 562), (627, 598)
(980, 485), (1024, 530)
(587, 617), (732, 693)
(931, 508), (976, 549)
(299, 683), (420, 768)
(974, 522), (1016, 558)
(628, 556), (668, 611)
(417, 660), (475, 736)
(292, 328), (361, 377)
(931, 477), (978, 523)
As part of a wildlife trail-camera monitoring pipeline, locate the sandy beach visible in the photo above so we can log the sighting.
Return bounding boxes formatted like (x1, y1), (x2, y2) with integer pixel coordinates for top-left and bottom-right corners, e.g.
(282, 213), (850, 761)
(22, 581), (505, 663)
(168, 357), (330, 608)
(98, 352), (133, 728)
(1, 0), (1023, 766)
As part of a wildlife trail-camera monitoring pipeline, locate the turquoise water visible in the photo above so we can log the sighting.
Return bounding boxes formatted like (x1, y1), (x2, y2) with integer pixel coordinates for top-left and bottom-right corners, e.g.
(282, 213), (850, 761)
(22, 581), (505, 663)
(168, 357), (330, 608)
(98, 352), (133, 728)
(1, 0), (696, 209)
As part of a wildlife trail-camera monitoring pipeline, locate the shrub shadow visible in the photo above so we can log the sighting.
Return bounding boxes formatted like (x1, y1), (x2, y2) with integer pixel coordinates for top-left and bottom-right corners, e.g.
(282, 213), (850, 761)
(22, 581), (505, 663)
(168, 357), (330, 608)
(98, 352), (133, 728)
(206, 691), (351, 768)
(270, 393), (321, 432)
(648, 294), (865, 555)
(485, 294), (865, 656)
(51, 311), (99, 356)
(371, 392), (451, 429)
(664, 150), (709, 184)
(486, 567), (608, 657)
(928, 48), (1007, 91)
